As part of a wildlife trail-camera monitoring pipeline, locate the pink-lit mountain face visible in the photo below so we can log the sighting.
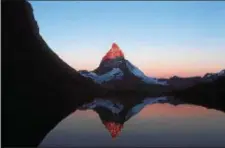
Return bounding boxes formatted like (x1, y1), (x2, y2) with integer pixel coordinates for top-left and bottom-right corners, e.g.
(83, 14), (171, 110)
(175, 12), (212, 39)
(102, 43), (125, 61)
(94, 43), (127, 75)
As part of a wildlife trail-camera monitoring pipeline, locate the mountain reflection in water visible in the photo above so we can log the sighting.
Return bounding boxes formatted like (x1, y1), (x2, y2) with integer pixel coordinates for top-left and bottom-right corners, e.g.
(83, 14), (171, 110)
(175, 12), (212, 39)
(78, 97), (168, 139)
(40, 96), (225, 147)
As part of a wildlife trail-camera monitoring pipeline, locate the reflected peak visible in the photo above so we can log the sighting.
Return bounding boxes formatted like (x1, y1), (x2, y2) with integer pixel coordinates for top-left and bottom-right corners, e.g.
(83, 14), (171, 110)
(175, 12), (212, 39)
(103, 122), (123, 139)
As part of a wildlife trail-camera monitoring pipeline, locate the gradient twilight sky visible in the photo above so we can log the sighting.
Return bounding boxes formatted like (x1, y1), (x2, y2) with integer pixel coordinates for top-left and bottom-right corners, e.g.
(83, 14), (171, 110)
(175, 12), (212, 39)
(30, 1), (225, 78)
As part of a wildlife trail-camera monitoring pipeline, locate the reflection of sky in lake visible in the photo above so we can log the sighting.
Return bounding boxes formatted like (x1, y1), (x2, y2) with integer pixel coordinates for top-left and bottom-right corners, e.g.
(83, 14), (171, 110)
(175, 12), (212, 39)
(40, 101), (225, 147)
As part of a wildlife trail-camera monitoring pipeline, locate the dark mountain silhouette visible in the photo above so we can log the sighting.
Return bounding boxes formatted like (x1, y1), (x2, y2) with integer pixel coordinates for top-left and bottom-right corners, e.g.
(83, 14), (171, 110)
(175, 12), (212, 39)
(173, 76), (225, 112)
(159, 69), (225, 90)
(203, 69), (225, 81)
(2, 0), (106, 146)
(160, 76), (203, 90)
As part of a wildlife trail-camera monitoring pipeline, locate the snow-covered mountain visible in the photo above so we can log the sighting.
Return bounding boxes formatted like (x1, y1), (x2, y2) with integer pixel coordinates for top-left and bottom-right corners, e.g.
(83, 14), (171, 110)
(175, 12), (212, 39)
(79, 43), (167, 86)
(78, 97), (168, 139)
(79, 97), (168, 117)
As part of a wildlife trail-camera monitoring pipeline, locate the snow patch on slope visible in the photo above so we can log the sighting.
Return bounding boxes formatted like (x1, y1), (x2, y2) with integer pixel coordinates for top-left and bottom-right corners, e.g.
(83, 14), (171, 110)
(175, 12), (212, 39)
(80, 68), (123, 84)
(78, 98), (124, 114)
(79, 71), (98, 79)
(218, 69), (225, 76)
(125, 60), (167, 85)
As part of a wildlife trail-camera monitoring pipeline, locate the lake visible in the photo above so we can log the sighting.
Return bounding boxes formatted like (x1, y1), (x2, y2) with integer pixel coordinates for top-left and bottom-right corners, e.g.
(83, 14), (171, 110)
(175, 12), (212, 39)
(40, 97), (225, 147)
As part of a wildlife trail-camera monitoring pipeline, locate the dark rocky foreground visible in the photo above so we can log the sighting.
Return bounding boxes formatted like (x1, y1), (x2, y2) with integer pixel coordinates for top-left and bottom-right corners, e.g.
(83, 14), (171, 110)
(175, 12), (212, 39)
(2, 0), (106, 146)
(173, 76), (225, 112)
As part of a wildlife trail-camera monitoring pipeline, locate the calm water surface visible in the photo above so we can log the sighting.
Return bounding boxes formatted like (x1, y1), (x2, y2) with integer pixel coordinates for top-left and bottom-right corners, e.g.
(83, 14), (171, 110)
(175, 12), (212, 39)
(40, 97), (225, 147)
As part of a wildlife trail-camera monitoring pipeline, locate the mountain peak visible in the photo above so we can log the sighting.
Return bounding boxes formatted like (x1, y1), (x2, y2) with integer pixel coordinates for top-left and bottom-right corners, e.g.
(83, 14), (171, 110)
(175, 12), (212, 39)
(102, 43), (124, 61)
(111, 42), (120, 50)
(103, 122), (123, 139)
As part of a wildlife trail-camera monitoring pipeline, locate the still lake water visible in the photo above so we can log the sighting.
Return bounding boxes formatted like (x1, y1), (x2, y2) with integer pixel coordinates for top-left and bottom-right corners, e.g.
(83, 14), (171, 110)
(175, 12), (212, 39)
(40, 97), (225, 147)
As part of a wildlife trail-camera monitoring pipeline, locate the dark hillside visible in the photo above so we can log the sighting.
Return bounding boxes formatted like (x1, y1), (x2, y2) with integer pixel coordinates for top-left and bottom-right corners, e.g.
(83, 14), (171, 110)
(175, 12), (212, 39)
(173, 77), (225, 112)
(2, 0), (106, 146)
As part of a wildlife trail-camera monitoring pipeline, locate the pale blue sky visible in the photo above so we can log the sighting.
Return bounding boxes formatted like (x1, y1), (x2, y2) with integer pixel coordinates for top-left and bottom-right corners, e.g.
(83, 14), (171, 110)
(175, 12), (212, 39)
(30, 1), (225, 77)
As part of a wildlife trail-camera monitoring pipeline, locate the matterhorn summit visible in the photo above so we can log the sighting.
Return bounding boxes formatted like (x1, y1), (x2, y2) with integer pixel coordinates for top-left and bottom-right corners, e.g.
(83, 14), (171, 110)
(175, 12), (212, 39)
(79, 43), (167, 87)
(102, 43), (125, 61)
